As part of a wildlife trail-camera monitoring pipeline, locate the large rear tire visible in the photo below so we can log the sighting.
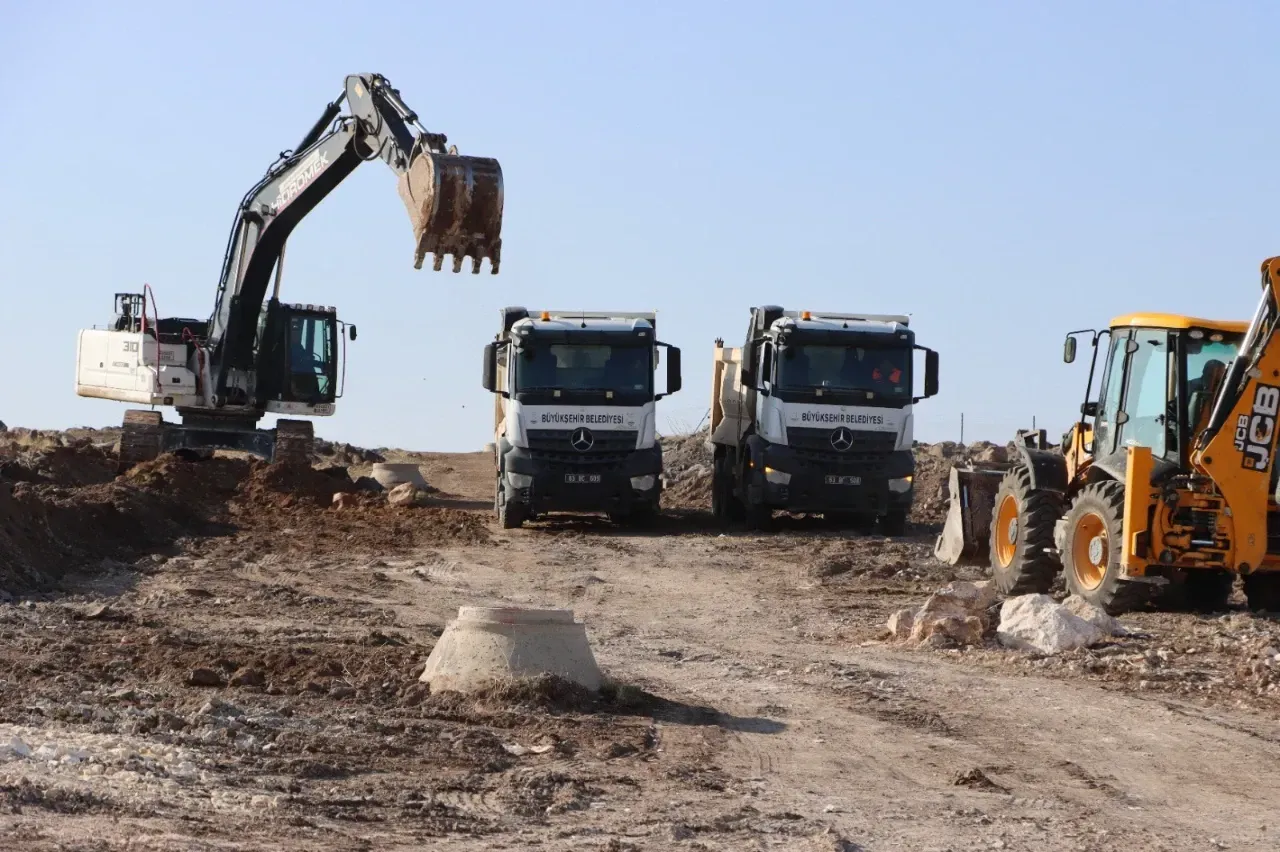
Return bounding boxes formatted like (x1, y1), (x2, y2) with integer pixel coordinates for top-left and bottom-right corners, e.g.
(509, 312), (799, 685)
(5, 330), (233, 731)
(988, 466), (1063, 595)
(1061, 481), (1150, 614)
(1243, 572), (1280, 612)
(1160, 569), (1235, 612)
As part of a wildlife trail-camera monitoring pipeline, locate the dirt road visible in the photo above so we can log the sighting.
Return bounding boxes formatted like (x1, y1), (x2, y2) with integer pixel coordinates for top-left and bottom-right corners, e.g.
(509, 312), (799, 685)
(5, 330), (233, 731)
(1, 438), (1279, 850)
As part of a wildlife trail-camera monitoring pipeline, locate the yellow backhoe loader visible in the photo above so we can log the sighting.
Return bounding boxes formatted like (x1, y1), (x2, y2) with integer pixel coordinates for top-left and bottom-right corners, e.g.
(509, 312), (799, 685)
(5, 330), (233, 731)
(936, 256), (1280, 614)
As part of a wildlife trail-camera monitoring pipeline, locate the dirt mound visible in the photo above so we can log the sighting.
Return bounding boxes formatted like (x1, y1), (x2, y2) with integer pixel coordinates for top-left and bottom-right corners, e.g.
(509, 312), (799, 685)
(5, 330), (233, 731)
(312, 438), (386, 467)
(661, 430), (712, 508)
(238, 459), (346, 507)
(0, 444), (118, 486)
(0, 480), (205, 593)
(910, 440), (1018, 526)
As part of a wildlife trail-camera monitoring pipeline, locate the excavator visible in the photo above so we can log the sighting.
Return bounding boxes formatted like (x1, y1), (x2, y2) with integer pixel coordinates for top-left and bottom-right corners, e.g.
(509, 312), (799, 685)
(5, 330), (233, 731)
(936, 256), (1280, 614)
(74, 73), (503, 471)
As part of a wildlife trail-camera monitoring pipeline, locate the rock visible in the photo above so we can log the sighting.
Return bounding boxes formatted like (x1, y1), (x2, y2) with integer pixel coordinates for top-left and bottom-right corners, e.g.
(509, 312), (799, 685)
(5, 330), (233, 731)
(927, 442), (958, 458)
(1062, 594), (1123, 635)
(229, 667), (265, 688)
(972, 443), (1008, 464)
(187, 667), (226, 688)
(886, 608), (916, 641)
(907, 580), (996, 646)
(331, 492), (356, 510)
(387, 482), (429, 507)
(997, 594), (1110, 654)
(352, 475), (384, 493)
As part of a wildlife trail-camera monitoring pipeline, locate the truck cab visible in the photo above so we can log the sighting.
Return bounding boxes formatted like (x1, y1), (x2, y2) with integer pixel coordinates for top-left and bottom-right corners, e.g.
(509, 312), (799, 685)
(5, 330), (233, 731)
(710, 306), (939, 532)
(482, 307), (682, 528)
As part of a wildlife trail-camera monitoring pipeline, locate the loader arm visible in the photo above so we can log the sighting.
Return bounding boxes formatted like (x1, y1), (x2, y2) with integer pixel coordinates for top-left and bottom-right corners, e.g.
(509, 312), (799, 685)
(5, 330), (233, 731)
(206, 73), (503, 404)
(1190, 256), (1280, 570)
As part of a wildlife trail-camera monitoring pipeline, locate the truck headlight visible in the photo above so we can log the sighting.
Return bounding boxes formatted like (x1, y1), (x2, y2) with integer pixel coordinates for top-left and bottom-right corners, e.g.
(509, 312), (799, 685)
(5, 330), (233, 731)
(889, 475), (913, 493)
(506, 472), (533, 488)
(764, 466), (791, 485)
(630, 475), (656, 491)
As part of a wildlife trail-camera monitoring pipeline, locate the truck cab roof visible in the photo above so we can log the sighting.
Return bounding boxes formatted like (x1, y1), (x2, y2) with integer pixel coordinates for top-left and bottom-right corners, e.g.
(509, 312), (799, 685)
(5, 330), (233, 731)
(505, 309), (657, 342)
(772, 311), (910, 336)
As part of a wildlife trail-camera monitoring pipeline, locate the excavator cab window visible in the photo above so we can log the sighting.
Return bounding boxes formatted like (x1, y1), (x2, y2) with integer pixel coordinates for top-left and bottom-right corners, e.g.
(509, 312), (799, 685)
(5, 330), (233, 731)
(287, 314), (335, 401)
(255, 303), (338, 407)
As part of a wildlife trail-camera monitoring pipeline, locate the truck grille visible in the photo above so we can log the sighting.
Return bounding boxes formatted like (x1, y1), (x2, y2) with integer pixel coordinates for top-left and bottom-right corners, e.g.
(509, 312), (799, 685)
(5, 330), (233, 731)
(786, 427), (897, 476)
(526, 429), (638, 466)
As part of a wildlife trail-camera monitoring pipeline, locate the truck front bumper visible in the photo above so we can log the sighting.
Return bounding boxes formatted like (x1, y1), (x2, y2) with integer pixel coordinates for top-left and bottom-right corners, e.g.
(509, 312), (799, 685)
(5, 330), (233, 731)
(749, 443), (914, 515)
(499, 443), (662, 515)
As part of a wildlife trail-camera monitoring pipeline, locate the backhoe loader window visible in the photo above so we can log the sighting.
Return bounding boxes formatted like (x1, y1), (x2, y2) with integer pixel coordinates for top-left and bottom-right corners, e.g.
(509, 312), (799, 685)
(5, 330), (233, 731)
(1121, 330), (1170, 457)
(1185, 337), (1239, 428)
(1093, 334), (1129, 455)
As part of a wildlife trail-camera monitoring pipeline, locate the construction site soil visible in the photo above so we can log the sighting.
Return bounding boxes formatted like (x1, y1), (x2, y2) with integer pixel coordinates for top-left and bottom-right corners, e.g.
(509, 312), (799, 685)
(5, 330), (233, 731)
(2, 426), (1279, 850)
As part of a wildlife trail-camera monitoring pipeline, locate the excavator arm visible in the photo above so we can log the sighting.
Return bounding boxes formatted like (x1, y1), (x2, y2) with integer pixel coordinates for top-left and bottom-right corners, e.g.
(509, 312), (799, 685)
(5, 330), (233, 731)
(207, 73), (503, 402)
(1189, 256), (1280, 571)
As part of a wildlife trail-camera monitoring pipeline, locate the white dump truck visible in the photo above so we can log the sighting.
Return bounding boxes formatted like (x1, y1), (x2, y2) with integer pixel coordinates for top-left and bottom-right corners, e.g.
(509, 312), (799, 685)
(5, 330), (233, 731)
(709, 306), (939, 532)
(482, 308), (682, 528)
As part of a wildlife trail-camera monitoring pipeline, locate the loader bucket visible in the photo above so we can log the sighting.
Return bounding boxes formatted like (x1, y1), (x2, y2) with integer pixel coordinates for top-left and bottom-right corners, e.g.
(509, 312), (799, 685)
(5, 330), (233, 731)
(397, 148), (504, 274)
(933, 464), (1011, 566)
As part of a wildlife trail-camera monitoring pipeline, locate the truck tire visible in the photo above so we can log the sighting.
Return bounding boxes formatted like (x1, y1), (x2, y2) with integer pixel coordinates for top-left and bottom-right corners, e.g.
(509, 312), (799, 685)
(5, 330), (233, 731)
(880, 509), (908, 536)
(1060, 481), (1150, 614)
(989, 465), (1063, 596)
(495, 471), (525, 529)
(742, 453), (771, 531)
(712, 449), (745, 525)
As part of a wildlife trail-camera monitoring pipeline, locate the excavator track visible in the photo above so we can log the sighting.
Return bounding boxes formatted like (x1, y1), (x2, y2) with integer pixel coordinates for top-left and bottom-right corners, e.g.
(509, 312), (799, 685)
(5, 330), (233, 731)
(273, 419), (314, 467)
(118, 409), (165, 474)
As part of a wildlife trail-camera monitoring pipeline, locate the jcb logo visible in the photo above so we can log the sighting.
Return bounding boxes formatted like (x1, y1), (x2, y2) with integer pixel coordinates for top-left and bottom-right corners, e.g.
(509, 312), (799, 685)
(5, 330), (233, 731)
(1235, 383), (1280, 470)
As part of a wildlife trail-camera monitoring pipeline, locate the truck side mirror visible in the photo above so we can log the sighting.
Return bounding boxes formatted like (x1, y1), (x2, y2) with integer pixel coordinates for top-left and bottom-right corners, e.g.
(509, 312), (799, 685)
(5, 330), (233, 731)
(348, 324), (358, 341)
(666, 346), (681, 395)
(924, 349), (939, 398)
(1064, 336), (1076, 364)
(482, 342), (498, 393)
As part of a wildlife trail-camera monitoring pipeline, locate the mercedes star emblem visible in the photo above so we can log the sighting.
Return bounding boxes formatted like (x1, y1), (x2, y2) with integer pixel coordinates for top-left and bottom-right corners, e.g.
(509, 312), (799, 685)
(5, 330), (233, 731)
(570, 427), (594, 452)
(830, 427), (854, 452)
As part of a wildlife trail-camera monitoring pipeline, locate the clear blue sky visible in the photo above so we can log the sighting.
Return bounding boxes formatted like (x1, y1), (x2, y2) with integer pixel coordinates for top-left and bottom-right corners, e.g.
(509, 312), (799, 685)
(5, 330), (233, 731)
(4, 1), (1279, 451)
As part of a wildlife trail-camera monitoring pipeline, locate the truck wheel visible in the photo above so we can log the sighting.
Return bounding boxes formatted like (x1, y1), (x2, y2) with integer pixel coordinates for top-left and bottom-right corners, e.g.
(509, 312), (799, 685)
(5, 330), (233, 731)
(1061, 481), (1149, 614)
(1243, 572), (1280, 612)
(989, 465), (1063, 596)
(496, 473), (524, 530)
(712, 452), (733, 525)
(880, 509), (908, 536)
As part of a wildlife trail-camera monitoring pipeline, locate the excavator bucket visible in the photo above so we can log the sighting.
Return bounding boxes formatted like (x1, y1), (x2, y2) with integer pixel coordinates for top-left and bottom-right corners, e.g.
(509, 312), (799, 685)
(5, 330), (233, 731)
(398, 149), (504, 274)
(933, 463), (1012, 566)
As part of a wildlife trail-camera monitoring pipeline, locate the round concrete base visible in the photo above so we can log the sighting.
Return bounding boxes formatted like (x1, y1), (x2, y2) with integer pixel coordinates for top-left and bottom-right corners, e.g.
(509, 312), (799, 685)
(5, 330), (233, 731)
(371, 463), (428, 490)
(420, 606), (603, 693)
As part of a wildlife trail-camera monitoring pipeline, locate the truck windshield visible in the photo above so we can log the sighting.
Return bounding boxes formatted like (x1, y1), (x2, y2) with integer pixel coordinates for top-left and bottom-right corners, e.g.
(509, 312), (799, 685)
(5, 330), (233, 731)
(515, 343), (652, 395)
(776, 344), (910, 399)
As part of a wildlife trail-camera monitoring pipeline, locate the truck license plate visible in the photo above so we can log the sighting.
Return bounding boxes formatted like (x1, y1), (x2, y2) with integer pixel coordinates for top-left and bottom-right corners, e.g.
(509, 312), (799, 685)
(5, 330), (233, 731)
(825, 475), (861, 486)
(565, 473), (602, 484)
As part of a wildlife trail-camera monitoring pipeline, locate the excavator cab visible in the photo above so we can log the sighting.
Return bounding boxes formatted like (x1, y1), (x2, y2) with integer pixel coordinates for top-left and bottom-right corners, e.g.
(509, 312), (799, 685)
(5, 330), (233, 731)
(254, 300), (344, 411)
